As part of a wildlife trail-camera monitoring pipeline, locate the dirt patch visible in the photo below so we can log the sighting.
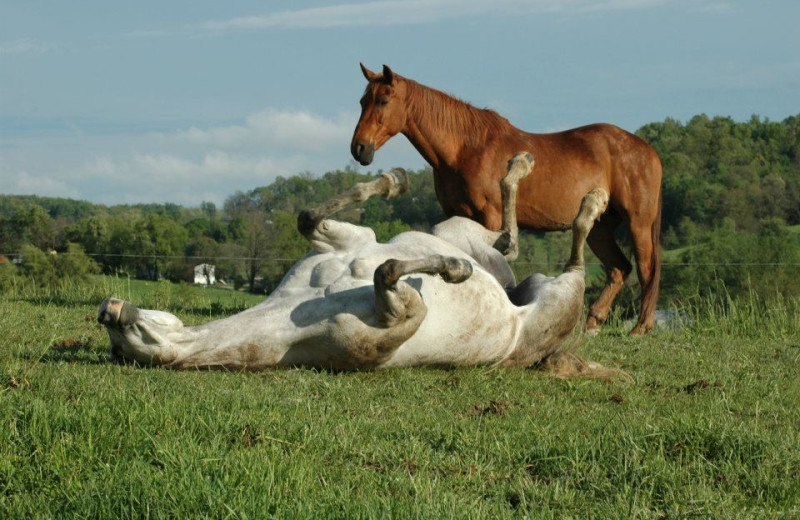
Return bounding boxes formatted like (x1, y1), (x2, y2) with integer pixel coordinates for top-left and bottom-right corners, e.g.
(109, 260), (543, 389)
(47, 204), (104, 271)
(468, 400), (511, 417)
(684, 379), (723, 394)
(5, 375), (30, 390)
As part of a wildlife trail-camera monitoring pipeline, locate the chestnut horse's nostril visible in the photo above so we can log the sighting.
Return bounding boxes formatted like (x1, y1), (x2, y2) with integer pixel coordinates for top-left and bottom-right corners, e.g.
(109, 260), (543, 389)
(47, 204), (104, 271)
(351, 140), (375, 166)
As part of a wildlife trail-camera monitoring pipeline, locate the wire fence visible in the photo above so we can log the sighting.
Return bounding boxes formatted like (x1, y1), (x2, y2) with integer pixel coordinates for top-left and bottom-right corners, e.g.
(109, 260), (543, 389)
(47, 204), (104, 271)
(2, 251), (799, 267)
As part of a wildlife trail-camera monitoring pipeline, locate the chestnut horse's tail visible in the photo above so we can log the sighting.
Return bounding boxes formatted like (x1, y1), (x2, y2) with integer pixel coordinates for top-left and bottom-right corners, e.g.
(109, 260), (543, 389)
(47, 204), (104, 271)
(638, 186), (662, 331)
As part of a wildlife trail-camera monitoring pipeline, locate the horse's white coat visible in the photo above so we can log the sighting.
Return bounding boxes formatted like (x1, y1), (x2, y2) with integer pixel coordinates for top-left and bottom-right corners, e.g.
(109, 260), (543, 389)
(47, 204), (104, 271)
(100, 158), (606, 372)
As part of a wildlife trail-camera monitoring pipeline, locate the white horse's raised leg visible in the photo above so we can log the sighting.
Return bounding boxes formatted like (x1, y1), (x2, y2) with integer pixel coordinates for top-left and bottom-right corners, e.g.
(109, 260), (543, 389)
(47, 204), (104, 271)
(305, 254), (475, 369)
(98, 298), (183, 365)
(565, 188), (609, 272)
(495, 152), (534, 261)
(373, 255), (472, 327)
(430, 152), (533, 288)
(297, 168), (408, 253)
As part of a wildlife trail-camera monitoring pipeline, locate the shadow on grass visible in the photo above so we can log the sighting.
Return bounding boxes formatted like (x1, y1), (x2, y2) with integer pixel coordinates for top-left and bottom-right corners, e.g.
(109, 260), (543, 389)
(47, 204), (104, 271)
(11, 295), (106, 308)
(20, 339), (111, 365)
(11, 295), (253, 318)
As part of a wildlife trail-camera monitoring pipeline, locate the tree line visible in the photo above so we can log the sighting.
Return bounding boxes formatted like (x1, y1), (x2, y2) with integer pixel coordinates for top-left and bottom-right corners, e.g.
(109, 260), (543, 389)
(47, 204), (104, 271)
(1, 114), (799, 300)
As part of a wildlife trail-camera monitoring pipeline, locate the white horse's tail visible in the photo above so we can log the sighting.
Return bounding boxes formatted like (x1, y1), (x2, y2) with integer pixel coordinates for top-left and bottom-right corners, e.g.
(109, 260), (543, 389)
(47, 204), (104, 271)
(535, 350), (633, 383)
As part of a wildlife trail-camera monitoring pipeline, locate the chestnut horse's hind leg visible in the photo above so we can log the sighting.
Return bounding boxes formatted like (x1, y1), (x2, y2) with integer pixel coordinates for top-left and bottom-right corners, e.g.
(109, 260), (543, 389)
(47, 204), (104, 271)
(628, 215), (660, 335)
(494, 152), (534, 261)
(584, 213), (633, 334)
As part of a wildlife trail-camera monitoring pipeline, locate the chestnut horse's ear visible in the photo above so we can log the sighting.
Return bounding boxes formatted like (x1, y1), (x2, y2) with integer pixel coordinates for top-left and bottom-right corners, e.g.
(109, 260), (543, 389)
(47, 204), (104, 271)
(360, 63), (378, 81)
(381, 64), (394, 85)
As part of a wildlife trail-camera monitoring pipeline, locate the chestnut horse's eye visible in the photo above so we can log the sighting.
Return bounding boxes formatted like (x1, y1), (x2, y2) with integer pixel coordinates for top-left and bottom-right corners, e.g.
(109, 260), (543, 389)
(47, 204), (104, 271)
(378, 97), (389, 106)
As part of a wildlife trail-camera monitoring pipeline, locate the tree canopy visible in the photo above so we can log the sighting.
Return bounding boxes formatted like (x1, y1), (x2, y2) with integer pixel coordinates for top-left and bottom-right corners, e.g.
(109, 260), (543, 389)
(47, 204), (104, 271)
(2, 113), (798, 298)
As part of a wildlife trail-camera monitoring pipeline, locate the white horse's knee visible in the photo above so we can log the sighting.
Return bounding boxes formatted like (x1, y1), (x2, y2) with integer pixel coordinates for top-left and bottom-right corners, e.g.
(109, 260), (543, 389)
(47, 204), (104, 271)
(573, 189), (609, 235)
(505, 152), (534, 182)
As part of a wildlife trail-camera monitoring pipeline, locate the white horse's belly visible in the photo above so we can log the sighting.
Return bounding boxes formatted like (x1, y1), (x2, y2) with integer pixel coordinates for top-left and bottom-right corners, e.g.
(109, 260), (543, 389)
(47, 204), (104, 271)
(379, 270), (520, 368)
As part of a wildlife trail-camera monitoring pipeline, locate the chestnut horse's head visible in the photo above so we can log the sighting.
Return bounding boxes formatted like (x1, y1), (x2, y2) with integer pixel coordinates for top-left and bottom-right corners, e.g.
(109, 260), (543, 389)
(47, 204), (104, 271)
(351, 63), (408, 166)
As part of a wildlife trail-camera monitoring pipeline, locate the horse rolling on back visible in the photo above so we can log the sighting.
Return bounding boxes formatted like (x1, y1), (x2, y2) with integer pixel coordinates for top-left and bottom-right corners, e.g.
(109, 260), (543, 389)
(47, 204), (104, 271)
(350, 64), (663, 335)
(98, 154), (625, 379)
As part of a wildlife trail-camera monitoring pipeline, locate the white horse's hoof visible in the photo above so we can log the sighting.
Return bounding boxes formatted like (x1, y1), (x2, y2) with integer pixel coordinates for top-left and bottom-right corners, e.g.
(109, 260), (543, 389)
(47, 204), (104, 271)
(98, 298), (139, 327)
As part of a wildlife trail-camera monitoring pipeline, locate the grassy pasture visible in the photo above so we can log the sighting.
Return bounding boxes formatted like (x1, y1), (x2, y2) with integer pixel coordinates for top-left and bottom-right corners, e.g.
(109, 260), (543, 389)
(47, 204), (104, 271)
(1, 277), (799, 519)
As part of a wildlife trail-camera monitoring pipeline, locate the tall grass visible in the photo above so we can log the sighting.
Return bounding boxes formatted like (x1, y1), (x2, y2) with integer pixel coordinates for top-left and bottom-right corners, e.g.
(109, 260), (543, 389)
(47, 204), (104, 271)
(2, 274), (263, 319)
(675, 288), (799, 339)
(1, 276), (799, 518)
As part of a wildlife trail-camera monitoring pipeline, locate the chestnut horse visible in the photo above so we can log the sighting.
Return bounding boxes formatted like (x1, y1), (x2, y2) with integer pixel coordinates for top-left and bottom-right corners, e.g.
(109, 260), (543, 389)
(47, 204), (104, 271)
(350, 64), (662, 335)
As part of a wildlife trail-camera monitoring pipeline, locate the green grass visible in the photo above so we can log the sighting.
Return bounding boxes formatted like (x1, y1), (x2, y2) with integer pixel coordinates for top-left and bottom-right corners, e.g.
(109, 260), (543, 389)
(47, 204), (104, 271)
(789, 224), (800, 247)
(1, 278), (799, 519)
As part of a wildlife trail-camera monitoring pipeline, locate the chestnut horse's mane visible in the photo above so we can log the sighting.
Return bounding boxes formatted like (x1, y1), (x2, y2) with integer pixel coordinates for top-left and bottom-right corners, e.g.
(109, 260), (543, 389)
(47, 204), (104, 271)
(403, 78), (515, 147)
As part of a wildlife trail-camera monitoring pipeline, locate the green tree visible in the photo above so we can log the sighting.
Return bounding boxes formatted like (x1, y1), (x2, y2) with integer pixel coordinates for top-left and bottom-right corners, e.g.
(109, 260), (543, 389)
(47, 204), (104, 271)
(55, 243), (100, 281)
(231, 210), (274, 293)
(0, 256), (17, 290)
(371, 220), (412, 243)
(0, 203), (57, 252)
(19, 244), (57, 287)
(200, 200), (217, 220)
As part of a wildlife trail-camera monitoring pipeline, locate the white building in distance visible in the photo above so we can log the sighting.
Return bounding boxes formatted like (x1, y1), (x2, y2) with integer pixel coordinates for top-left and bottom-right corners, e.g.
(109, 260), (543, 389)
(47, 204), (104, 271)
(194, 264), (216, 286)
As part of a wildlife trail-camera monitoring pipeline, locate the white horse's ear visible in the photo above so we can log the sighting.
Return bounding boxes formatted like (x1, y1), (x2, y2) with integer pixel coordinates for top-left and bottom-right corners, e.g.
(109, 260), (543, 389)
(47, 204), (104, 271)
(360, 62), (378, 81)
(381, 64), (394, 84)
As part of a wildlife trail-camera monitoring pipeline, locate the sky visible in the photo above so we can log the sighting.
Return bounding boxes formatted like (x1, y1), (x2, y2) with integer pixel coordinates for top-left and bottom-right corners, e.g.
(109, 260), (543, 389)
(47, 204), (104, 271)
(1, 0), (798, 207)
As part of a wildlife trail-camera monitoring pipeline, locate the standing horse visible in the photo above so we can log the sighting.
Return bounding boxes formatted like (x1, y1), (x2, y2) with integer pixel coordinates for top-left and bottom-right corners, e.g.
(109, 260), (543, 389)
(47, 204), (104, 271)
(350, 64), (662, 335)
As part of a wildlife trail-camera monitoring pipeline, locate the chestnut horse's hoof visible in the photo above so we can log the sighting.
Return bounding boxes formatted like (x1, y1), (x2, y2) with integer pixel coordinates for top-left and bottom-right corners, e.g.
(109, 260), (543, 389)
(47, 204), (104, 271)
(584, 315), (602, 336)
(629, 324), (652, 336)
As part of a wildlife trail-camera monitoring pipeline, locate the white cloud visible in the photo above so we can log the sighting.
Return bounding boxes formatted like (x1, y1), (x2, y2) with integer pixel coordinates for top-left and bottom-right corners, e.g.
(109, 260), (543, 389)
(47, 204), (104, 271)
(80, 151), (306, 205)
(173, 109), (354, 152)
(1, 171), (81, 199)
(0, 38), (51, 55)
(2, 107), (423, 206)
(196, 0), (676, 32)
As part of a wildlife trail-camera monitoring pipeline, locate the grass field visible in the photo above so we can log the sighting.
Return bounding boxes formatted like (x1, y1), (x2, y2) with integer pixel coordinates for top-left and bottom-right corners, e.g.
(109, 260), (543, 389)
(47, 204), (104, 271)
(1, 276), (799, 519)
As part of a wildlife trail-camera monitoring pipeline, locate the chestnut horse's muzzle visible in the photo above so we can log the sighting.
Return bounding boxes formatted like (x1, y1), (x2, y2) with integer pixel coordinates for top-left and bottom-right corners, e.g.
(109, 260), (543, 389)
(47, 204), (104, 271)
(351, 140), (375, 166)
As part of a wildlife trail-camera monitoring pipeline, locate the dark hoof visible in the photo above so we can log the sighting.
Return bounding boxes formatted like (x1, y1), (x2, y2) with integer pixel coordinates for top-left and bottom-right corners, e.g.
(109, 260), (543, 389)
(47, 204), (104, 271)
(297, 209), (320, 236)
(441, 258), (473, 284)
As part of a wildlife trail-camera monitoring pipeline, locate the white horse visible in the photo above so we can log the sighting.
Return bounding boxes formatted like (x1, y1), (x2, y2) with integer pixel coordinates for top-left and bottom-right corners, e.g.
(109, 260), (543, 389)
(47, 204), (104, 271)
(98, 153), (617, 377)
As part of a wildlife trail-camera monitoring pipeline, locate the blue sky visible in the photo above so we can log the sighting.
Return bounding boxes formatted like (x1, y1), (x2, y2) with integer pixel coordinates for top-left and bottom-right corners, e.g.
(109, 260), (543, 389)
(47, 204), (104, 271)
(1, 0), (798, 206)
